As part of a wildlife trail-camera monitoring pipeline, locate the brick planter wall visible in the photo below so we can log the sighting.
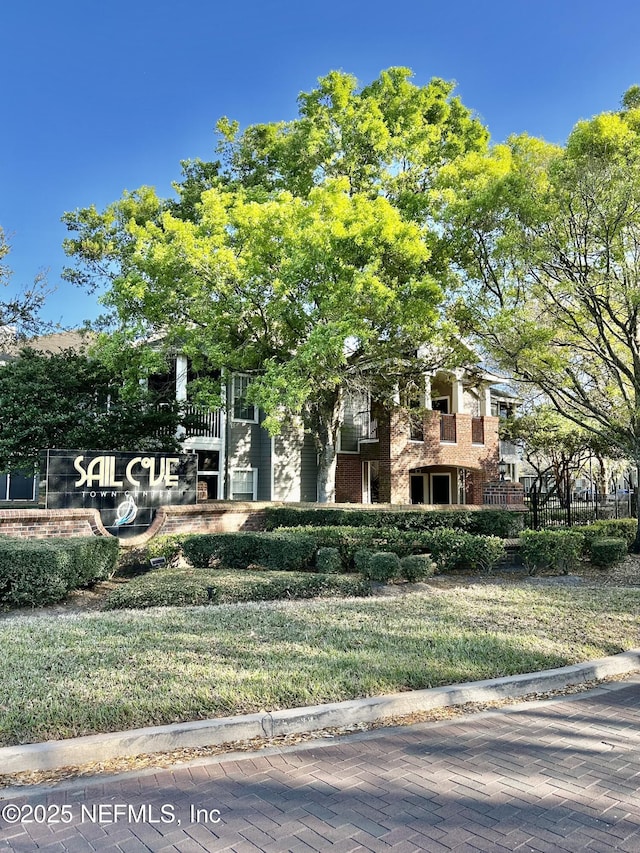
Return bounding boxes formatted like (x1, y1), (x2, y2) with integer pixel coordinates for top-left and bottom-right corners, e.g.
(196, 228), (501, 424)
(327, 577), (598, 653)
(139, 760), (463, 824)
(483, 480), (526, 507)
(0, 508), (106, 539)
(0, 503), (269, 546)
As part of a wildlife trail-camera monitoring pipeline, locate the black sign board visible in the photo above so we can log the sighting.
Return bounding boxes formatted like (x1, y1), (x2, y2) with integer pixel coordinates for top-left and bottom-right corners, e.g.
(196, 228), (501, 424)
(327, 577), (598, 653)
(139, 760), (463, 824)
(41, 449), (197, 538)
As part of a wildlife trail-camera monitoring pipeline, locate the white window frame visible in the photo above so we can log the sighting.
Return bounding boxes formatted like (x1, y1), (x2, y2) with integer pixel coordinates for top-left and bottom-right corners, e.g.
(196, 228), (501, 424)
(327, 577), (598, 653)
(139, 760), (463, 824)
(230, 467), (258, 501)
(231, 374), (259, 424)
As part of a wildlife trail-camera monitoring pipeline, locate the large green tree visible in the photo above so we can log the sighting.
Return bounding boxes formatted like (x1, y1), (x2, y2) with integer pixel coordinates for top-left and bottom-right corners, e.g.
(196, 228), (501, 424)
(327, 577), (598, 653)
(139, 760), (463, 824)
(439, 91), (640, 545)
(0, 347), (184, 472)
(63, 68), (488, 501)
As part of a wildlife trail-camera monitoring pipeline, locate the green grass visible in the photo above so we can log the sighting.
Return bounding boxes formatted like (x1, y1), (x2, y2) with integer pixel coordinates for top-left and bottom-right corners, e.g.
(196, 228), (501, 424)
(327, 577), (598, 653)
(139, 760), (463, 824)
(0, 583), (638, 747)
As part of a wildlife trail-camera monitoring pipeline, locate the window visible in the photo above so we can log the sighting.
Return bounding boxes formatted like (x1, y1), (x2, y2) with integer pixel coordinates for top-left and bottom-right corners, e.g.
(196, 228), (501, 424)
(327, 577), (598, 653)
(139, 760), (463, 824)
(232, 375), (258, 422)
(231, 468), (257, 501)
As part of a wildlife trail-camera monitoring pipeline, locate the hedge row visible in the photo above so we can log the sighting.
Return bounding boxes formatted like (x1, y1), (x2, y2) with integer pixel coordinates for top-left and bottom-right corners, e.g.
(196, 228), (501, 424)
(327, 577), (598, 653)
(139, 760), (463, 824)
(103, 568), (371, 610)
(264, 506), (522, 538)
(180, 526), (506, 575)
(0, 536), (119, 608)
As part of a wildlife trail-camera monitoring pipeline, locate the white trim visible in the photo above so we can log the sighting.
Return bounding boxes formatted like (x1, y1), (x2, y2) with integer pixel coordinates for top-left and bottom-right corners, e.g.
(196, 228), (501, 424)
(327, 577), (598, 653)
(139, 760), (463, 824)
(231, 374), (259, 424)
(431, 395), (450, 413)
(230, 467), (258, 501)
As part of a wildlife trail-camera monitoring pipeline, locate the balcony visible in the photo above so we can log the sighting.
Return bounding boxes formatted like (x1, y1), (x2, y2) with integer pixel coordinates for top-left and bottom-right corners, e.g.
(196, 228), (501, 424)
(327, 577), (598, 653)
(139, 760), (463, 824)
(440, 413), (457, 443)
(471, 416), (485, 445)
(182, 404), (221, 439)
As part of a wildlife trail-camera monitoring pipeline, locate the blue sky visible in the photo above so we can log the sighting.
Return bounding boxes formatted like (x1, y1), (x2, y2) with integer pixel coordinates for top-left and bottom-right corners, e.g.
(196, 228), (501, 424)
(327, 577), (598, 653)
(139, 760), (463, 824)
(2, 0), (640, 328)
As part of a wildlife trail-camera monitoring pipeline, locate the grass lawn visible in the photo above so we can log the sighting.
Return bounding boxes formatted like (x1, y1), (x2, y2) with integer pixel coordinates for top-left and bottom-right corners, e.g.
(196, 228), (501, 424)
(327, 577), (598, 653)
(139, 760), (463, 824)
(0, 580), (639, 747)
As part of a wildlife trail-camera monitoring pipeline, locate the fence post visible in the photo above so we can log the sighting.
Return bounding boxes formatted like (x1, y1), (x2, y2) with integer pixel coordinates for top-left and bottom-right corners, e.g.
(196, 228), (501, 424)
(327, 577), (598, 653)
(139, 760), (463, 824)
(566, 468), (572, 527)
(531, 484), (539, 530)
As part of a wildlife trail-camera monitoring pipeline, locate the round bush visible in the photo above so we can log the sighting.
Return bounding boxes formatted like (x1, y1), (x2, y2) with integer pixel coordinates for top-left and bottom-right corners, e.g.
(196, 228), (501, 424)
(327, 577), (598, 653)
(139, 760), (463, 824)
(590, 537), (627, 568)
(365, 551), (401, 583)
(399, 554), (435, 582)
(315, 547), (343, 574)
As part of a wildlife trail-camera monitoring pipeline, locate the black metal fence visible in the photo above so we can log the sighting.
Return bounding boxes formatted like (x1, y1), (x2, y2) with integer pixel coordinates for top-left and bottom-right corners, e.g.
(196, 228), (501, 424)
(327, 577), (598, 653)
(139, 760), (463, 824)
(525, 486), (635, 529)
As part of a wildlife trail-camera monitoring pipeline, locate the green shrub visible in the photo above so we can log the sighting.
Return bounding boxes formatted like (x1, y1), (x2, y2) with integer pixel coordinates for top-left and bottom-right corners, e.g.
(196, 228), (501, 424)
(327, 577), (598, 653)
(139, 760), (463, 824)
(315, 547), (343, 574)
(423, 529), (505, 574)
(264, 506), (522, 538)
(399, 554), (435, 582)
(182, 531), (317, 572)
(0, 536), (119, 608)
(365, 552), (401, 583)
(353, 548), (373, 575)
(103, 568), (371, 609)
(520, 529), (584, 576)
(577, 519), (637, 553)
(590, 537), (628, 567)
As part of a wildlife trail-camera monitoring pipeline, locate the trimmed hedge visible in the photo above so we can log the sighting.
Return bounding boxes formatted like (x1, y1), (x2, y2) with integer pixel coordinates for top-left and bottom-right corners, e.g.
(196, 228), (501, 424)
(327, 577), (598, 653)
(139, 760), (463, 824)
(576, 519), (637, 553)
(366, 552), (401, 583)
(0, 536), (119, 608)
(264, 506), (522, 538)
(276, 525), (505, 574)
(590, 538), (628, 568)
(400, 554), (435, 582)
(182, 531), (317, 572)
(519, 529), (584, 576)
(103, 568), (371, 609)
(315, 547), (343, 574)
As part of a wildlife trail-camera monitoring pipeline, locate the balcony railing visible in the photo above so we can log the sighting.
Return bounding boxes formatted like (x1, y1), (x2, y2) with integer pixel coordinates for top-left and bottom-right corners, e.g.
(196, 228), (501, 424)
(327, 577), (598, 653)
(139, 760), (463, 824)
(440, 413), (457, 443)
(471, 416), (485, 444)
(182, 404), (221, 439)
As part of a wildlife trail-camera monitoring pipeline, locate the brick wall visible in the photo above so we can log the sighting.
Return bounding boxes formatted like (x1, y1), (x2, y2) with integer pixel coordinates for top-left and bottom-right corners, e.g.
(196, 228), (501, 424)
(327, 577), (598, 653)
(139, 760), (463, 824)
(389, 410), (500, 504)
(0, 508), (104, 539)
(0, 503), (268, 545)
(335, 454), (362, 503)
(482, 480), (526, 506)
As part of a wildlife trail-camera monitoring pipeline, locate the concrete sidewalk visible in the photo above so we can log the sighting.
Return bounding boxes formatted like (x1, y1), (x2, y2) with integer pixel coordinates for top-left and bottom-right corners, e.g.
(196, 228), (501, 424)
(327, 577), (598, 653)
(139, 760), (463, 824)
(1, 673), (639, 851)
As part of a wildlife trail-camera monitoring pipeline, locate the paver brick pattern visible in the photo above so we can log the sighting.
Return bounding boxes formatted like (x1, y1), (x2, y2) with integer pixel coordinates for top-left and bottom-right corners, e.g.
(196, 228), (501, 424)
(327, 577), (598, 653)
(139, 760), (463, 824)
(1, 677), (639, 852)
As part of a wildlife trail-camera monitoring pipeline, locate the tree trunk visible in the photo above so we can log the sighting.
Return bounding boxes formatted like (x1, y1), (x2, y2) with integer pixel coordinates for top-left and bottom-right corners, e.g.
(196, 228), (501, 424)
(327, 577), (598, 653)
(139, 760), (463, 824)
(317, 441), (338, 503)
(633, 463), (640, 554)
(310, 387), (343, 504)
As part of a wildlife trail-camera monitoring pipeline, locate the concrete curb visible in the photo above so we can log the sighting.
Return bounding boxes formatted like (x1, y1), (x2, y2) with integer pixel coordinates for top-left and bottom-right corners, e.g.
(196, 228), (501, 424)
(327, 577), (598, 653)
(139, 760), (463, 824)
(3, 649), (639, 775)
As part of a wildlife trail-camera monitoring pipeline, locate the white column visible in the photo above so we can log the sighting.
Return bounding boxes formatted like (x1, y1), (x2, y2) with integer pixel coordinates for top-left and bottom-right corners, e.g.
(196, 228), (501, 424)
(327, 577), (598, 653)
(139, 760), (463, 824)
(479, 385), (492, 416)
(175, 354), (188, 402)
(451, 377), (465, 414)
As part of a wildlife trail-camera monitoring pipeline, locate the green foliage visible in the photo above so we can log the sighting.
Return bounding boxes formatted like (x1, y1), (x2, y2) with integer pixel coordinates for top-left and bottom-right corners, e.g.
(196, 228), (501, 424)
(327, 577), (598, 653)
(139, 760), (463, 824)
(315, 547), (343, 574)
(265, 506), (521, 537)
(365, 552), (401, 583)
(399, 554), (435, 582)
(0, 536), (119, 608)
(182, 531), (317, 572)
(519, 530), (584, 576)
(63, 67), (490, 502)
(590, 538), (628, 568)
(103, 568), (370, 609)
(576, 519), (637, 552)
(0, 347), (183, 471)
(439, 96), (640, 492)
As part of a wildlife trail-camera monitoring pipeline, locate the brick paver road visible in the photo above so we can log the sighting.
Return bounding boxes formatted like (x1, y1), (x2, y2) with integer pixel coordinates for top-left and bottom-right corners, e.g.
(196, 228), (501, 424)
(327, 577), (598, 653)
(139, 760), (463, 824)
(1, 675), (639, 852)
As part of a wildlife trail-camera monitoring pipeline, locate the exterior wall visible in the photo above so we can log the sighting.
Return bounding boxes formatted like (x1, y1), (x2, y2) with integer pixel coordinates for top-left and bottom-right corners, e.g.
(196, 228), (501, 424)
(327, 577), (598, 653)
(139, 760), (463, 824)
(483, 480), (526, 506)
(0, 508), (104, 539)
(0, 503), (268, 544)
(335, 453), (362, 503)
(388, 410), (499, 505)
